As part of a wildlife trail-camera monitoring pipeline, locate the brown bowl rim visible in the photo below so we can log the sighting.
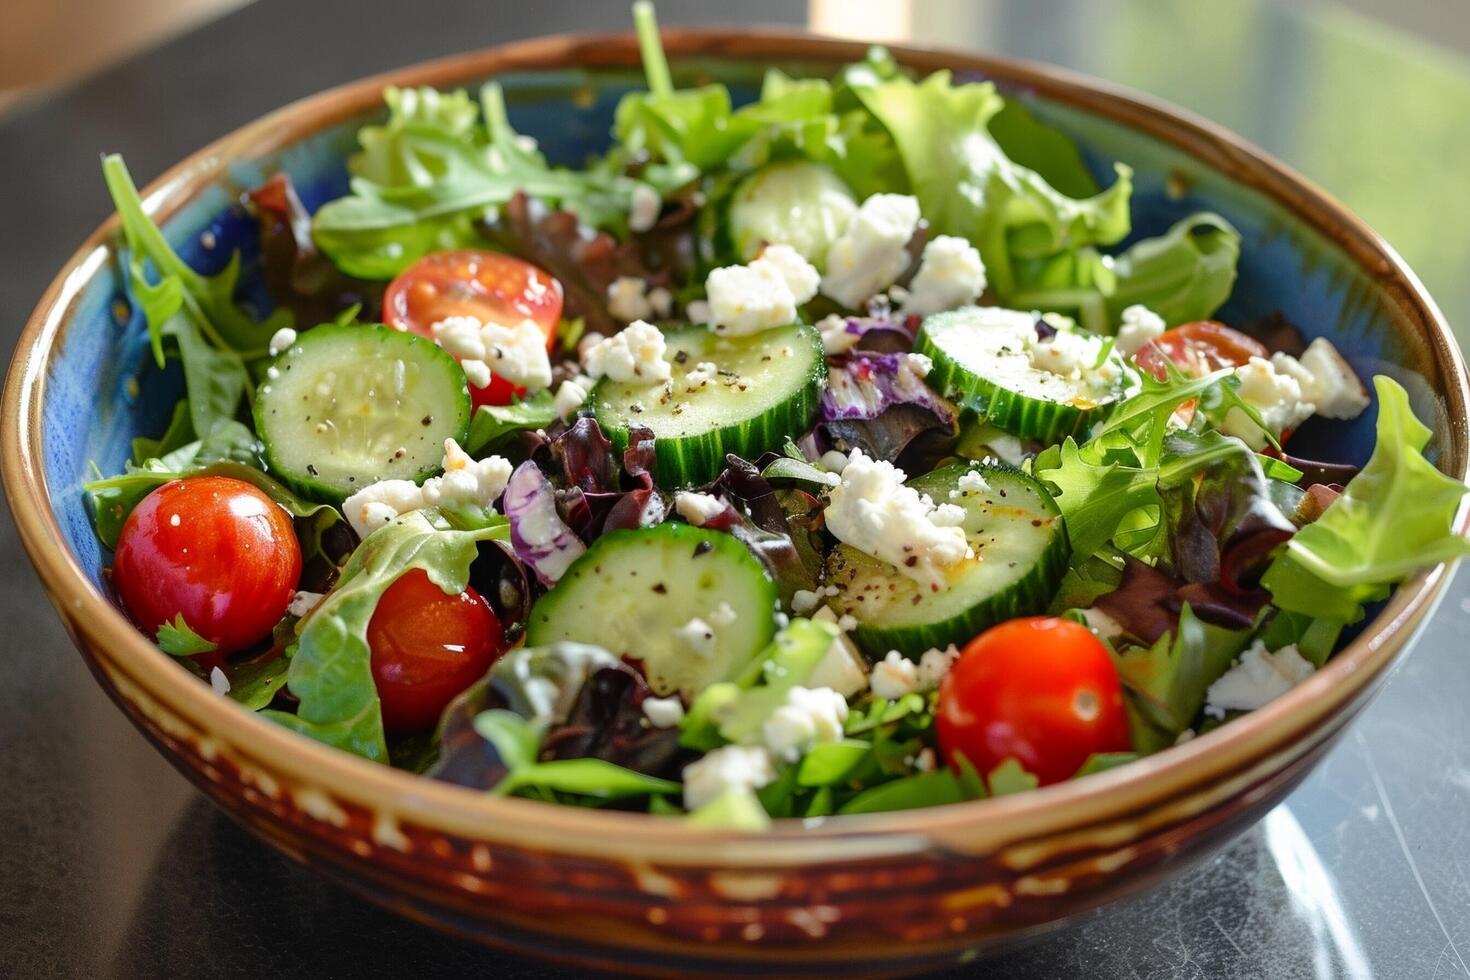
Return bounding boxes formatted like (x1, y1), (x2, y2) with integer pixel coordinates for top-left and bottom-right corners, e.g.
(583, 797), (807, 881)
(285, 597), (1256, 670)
(4, 26), (1468, 860)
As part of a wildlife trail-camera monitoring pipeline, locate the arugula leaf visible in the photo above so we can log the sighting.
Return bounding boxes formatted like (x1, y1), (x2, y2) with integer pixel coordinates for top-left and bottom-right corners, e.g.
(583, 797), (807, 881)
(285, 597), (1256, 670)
(130, 400), (194, 465)
(846, 64), (1131, 298)
(155, 614), (217, 656)
(223, 652), (292, 711)
(1033, 438), (1158, 560)
(1074, 752), (1139, 777)
(263, 510), (509, 762)
(466, 390), (558, 454)
(986, 757), (1040, 796)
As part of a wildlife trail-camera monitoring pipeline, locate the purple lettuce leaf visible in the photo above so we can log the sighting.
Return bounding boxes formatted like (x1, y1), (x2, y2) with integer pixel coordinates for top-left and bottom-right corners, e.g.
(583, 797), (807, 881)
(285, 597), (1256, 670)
(504, 461), (587, 588)
(815, 352), (957, 469)
(539, 664), (691, 780)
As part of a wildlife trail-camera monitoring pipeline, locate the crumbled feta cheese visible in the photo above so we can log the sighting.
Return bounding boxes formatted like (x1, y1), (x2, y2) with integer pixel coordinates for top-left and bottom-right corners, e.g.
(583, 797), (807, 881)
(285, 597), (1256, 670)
(341, 439), (512, 537)
(915, 644), (960, 690)
(705, 260), (798, 336)
(870, 651), (919, 700)
(460, 358), (492, 389)
(482, 318), (553, 392)
(819, 450), (849, 474)
(1115, 305), (1166, 357)
(642, 695), (685, 729)
(1293, 338), (1370, 420)
(821, 194), (921, 308)
(708, 602), (737, 627)
(1078, 606), (1127, 641)
(836, 614), (858, 632)
(673, 617), (717, 658)
(287, 590), (325, 618)
(791, 589), (820, 614)
(1222, 356), (1316, 449)
(762, 686), (849, 762)
(949, 469), (991, 499)
(629, 182), (661, 233)
(1204, 641), (1316, 718)
(682, 361), (720, 391)
(265, 366), (281, 381)
(825, 450), (974, 589)
(816, 313), (860, 356)
(210, 666), (231, 696)
(912, 748), (937, 773)
(755, 244), (820, 305)
(552, 377), (589, 420)
(268, 326), (297, 357)
(430, 315), (486, 359)
(682, 746), (776, 810)
(647, 286), (673, 319)
(807, 607), (870, 697)
(1029, 328), (1106, 378)
(674, 491), (727, 527)
(582, 320), (672, 384)
(685, 299), (713, 326)
(610, 276), (659, 324)
(906, 352), (934, 376)
(901, 235), (986, 316)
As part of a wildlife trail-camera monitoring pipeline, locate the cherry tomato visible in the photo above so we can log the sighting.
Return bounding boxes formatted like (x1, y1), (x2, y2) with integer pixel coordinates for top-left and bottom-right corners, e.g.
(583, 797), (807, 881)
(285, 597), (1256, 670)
(113, 476), (302, 656)
(383, 249), (563, 409)
(936, 617), (1131, 786)
(366, 568), (507, 734)
(1133, 320), (1268, 380)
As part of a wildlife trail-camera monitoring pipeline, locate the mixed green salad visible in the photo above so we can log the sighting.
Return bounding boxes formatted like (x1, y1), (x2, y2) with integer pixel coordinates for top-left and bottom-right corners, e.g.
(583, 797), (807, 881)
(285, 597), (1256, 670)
(89, 4), (1470, 827)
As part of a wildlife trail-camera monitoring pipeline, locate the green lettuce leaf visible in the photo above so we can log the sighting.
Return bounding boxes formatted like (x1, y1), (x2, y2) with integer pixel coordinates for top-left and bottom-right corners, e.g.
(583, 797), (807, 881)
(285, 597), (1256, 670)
(466, 389), (559, 454)
(846, 62), (1132, 298)
(1262, 375), (1470, 618)
(263, 509), (509, 762)
(155, 614), (217, 656)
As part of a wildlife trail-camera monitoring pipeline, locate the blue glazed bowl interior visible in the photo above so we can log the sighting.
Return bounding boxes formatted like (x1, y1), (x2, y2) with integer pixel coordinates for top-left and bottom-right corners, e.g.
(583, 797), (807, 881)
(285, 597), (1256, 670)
(42, 56), (1451, 606)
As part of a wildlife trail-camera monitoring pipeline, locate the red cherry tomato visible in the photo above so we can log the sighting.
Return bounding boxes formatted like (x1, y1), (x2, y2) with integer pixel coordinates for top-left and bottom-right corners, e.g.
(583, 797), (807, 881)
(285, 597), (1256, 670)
(113, 476), (302, 656)
(1133, 320), (1268, 380)
(936, 617), (1131, 786)
(366, 568), (507, 734)
(383, 249), (563, 409)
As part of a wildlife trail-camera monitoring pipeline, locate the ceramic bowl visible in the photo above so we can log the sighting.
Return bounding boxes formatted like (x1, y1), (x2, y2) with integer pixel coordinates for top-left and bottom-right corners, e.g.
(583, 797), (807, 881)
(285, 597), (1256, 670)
(4, 29), (1467, 976)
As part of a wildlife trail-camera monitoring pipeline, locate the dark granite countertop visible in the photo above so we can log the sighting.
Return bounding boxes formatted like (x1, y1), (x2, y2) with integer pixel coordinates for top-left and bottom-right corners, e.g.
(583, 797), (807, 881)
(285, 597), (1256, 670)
(2, 1), (1467, 976)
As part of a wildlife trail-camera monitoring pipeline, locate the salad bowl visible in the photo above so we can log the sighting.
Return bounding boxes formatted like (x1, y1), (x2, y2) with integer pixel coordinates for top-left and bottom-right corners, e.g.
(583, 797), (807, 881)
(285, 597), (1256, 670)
(4, 26), (1468, 976)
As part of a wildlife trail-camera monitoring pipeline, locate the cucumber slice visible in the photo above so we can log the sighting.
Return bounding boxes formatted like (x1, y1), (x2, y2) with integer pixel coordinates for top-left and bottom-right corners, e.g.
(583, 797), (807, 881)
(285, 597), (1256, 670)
(592, 323), (825, 487)
(526, 524), (779, 698)
(916, 307), (1133, 445)
(824, 463), (1069, 657)
(728, 160), (858, 266)
(253, 324), (471, 502)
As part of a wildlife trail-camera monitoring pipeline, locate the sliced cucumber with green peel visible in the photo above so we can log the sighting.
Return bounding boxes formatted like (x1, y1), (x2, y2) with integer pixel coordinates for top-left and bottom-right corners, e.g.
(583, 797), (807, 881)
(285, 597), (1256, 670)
(526, 524), (779, 698)
(253, 324), (471, 502)
(824, 463), (1069, 657)
(916, 307), (1133, 445)
(592, 323), (825, 487)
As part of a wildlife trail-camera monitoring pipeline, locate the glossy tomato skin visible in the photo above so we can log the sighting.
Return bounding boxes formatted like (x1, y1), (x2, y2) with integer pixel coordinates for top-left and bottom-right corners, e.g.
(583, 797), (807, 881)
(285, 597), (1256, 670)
(1133, 320), (1268, 380)
(113, 476), (302, 655)
(936, 616), (1131, 786)
(366, 568), (507, 734)
(383, 249), (563, 409)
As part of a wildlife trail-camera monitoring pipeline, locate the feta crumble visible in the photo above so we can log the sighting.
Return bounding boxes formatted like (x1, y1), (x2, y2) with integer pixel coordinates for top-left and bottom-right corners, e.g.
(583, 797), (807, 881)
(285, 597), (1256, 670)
(673, 491), (728, 527)
(210, 666), (231, 696)
(791, 589), (820, 614)
(824, 449), (973, 590)
(267, 327), (297, 357)
(641, 695), (685, 729)
(704, 245), (819, 336)
(1028, 327), (1106, 378)
(606, 276), (654, 323)
(628, 182), (661, 233)
(1291, 338), (1370, 419)
(341, 439), (512, 538)
(901, 235), (986, 316)
(806, 607), (870, 697)
(915, 644), (960, 690)
(429, 315), (553, 393)
(552, 377), (590, 420)
(683, 745), (777, 811)
(582, 320), (672, 384)
(816, 313), (860, 356)
(821, 194), (921, 309)
(1221, 356), (1316, 450)
(673, 617), (717, 658)
(1115, 304), (1166, 357)
(762, 686), (850, 762)
(1204, 641), (1316, 718)
(870, 651), (919, 700)
(287, 590), (325, 619)
(949, 468), (991, 499)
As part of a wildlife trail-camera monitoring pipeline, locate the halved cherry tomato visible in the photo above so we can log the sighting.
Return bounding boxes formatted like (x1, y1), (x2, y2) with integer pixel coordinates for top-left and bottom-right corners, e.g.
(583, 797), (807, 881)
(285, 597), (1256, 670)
(1133, 320), (1267, 380)
(382, 249), (563, 409)
(936, 617), (1131, 786)
(113, 476), (302, 655)
(366, 568), (507, 734)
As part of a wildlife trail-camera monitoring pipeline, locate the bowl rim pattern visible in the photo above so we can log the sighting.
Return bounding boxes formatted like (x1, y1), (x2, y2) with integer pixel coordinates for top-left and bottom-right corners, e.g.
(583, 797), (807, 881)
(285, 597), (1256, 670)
(4, 27), (1468, 863)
